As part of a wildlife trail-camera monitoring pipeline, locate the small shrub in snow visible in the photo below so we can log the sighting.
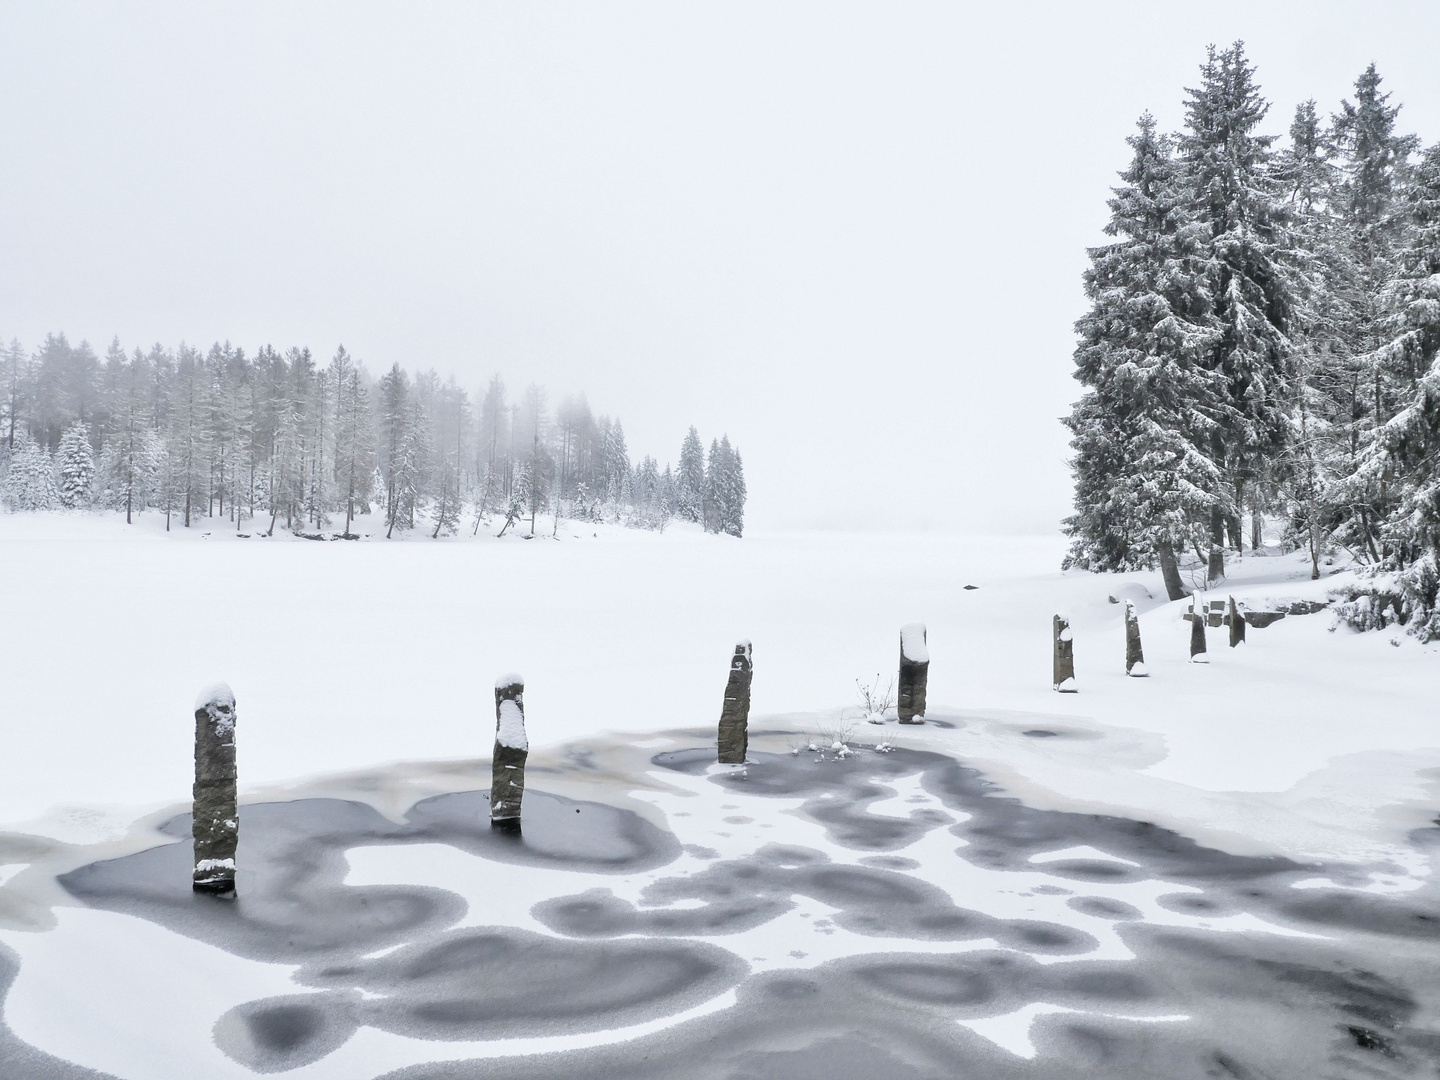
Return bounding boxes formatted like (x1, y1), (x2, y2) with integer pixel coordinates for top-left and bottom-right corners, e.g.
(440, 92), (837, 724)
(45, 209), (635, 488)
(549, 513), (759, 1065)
(854, 674), (895, 720)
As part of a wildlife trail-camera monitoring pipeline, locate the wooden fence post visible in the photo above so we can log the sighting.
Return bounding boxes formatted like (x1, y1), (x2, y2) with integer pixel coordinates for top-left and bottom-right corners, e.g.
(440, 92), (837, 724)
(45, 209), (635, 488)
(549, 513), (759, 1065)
(718, 641), (753, 763)
(492, 675), (528, 829)
(1053, 615), (1077, 692)
(1228, 596), (1246, 648)
(1187, 604), (1209, 663)
(193, 684), (238, 895)
(898, 623), (929, 723)
(1124, 601), (1147, 676)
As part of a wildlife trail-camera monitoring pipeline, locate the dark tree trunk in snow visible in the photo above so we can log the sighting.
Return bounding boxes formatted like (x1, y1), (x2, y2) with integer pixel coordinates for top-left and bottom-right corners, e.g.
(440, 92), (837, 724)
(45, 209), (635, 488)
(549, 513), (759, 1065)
(193, 684), (238, 895)
(1208, 508), (1226, 584)
(1052, 615), (1077, 692)
(492, 676), (528, 829)
(1124, 601), (1146, 676)
(717, 642), (752, 762)
(1228, 596), (1246, 648)
(897, 623), (929, 723)
(1157, 542), (1187, 601)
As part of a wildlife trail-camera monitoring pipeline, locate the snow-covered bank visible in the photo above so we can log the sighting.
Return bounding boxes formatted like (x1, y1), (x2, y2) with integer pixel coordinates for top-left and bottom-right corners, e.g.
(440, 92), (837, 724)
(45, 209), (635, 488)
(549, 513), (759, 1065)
(0, 513), (1436, 869)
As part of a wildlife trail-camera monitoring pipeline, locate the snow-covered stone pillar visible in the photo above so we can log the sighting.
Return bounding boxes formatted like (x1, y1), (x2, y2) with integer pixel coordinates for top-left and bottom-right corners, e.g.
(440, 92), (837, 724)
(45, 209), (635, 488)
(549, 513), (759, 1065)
(492, 675), (528, 829)
(1187, 605), (1209, 663)
(193, 683), (238, 895)
(1228, 596), (1246, 648)
(1052, 615), (1077, 692)
(1123, 601), (1147, 677)
(898, 623), (929, 723)
(717, 641), (752, 763)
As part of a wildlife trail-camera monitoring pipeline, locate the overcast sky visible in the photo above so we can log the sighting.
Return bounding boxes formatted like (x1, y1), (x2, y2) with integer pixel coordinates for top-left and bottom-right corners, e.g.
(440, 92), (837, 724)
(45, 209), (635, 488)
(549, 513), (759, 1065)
(2, 2), (1438, 533)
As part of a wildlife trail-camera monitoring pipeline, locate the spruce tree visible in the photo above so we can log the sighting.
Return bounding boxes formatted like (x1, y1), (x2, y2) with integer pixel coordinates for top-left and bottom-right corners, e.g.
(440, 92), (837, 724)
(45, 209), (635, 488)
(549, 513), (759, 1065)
(1178, 42), (1296, 580)
(1064, 114), (1220, 597)
(677, 426), (705, 523)
(1327, 64), (1420, 558)
(57, 422), (94, 508)
(2, 433), (58, 511)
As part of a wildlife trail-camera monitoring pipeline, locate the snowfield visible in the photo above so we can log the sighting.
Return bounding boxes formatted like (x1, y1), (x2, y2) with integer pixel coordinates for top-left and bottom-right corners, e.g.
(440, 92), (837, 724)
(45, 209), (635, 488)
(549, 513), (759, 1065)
(1, 514), (1439, 1077)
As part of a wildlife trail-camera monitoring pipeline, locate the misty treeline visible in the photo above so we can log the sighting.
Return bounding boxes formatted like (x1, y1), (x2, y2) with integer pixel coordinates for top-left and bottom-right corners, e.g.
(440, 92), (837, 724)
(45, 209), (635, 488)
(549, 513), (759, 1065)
(1064, 43), (1440, 640)
(0, 336), (747, 538)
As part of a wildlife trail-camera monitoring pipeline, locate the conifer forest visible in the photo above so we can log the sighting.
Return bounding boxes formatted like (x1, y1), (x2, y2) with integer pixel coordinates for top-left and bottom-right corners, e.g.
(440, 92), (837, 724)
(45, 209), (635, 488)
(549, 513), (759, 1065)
(0, 339), (747, 538)
(1063, 44), (1440, 639)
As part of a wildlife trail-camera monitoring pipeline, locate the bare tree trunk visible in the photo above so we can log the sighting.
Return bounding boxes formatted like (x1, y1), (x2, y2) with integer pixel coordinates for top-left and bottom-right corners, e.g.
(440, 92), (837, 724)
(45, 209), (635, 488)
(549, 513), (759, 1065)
(1207, 508), (1225, 583)
(1158, 541), (1187, 601)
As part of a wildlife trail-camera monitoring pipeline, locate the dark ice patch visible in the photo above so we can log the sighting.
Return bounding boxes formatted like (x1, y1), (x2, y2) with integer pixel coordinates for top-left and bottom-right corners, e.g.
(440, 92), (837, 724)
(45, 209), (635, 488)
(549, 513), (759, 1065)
(213, 992), (361, 1073)
(309, 927), (745, 1040)
(1068, 895), (1143, 921)
(535, 841), (1097, 953)
(58, 792), (679, 966)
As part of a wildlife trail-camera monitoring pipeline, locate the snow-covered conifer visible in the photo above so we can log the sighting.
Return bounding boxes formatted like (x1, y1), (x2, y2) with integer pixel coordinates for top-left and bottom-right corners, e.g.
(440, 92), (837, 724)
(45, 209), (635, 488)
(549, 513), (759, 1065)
(1178, 43), (1297, 580)
(677, 426), (704, 522)
(2, 433), (58, 511)
(57, 422), (94, 508)
(1064, 114), (1219, 597)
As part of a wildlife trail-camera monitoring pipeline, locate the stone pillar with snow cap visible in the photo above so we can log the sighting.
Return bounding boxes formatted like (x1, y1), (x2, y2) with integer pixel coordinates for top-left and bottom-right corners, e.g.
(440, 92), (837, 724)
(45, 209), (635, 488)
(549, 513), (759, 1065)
(1052, 615), (1077, 692)
(193, 683), (238, 895)
(717, 641), (752, 763)
(898, 623), (929, 723)
(492, 675), (528, 828)
(1123, 601), (1147, 676)
(1228, 596), (1246, 648)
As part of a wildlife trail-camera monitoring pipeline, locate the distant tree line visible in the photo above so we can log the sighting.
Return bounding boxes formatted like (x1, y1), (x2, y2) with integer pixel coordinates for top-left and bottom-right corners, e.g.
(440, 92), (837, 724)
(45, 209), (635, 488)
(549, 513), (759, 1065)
(1064, 43), (1440, 639)
(0, 335), (747, 538)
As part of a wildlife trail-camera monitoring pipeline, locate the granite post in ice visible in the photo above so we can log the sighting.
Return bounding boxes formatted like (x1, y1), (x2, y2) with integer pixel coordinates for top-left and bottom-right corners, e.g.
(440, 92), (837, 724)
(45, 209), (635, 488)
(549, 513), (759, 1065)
(717, 641), (753, 763)
(492, 675), (528, 830)
(1228, 596), (1246, 648)
(1052, 615), (1077, 692)
(1187, 604), (1209, 663)
(1123, 601), (1147, 676)
(193, 683), (238, 895)
(898, 623), (929, 723)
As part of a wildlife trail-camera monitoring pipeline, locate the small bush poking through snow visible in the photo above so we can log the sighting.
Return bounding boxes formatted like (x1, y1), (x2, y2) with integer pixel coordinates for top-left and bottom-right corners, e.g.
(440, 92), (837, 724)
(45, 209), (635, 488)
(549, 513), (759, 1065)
(855, 674), (895, 721)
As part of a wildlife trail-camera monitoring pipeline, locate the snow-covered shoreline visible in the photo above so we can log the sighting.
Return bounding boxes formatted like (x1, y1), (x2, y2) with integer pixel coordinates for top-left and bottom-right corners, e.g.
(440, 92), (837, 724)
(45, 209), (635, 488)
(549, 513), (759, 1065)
(1, 514), (1436, 866)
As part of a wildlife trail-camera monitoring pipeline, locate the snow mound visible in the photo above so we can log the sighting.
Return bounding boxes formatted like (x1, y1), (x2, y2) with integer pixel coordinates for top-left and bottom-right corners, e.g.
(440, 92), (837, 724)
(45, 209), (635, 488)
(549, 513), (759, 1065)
(494, 673), (525, 691)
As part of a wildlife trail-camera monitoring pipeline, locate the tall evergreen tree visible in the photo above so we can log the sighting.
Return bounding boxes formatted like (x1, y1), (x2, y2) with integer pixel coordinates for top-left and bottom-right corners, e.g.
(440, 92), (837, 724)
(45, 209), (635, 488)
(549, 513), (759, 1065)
(1179, 42), (1296, 581)
(57, 422), (94, 508)
(1064, 114), (1221, 598)
(677, 426), (705, 523)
